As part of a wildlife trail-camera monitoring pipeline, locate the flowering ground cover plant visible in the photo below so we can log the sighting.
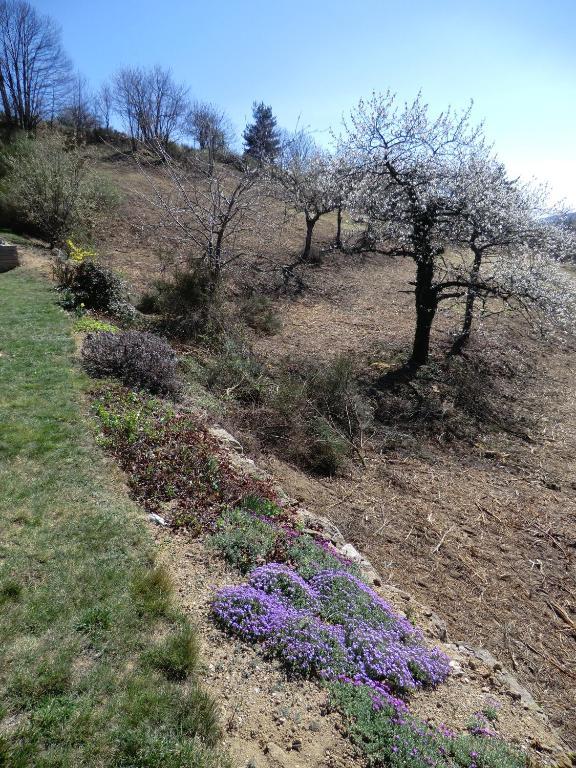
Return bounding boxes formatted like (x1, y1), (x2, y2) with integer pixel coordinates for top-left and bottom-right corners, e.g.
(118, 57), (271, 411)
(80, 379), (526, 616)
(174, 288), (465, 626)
(211, 562), (450, 694)
(212, 561), (523, 768)
(330, 682), (525, 768)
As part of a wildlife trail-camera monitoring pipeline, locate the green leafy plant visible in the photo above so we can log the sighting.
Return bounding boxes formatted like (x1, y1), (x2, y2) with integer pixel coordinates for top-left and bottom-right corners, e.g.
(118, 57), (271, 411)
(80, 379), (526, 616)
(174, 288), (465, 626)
(0, 134), (118, 247)
(210, 508), (283, 573)
(73, 316), (119, 334)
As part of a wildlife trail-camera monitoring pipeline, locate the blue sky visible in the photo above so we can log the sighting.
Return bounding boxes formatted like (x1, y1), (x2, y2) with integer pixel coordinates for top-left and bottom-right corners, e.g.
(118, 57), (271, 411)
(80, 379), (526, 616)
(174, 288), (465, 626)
(38, 0), (576, 206)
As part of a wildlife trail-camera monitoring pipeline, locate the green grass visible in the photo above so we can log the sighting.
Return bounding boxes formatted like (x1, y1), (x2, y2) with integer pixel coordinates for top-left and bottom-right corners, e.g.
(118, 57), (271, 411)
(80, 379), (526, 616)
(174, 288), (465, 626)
(0, 268), (227, 768)
(0, 229), (32, 245)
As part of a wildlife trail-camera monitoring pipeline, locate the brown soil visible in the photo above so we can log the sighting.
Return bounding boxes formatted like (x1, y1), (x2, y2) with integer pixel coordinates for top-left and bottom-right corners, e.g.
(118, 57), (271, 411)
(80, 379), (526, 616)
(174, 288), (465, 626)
(249, 253), (576, 750)
(152, 531), (363, 768)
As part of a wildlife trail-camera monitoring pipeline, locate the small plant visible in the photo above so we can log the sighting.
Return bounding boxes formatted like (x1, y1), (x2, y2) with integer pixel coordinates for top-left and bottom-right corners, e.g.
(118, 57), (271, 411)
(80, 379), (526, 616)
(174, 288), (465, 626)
(142, 624), (200, 681)
(249, 563), (318, 609)
(207, 335), (269, 404)
(331, 682), (526, 768)
(0, 578), (22, 604)
(239, 494), (285, 519)
(210, 508), (282, 573)
(481, 700), (500, 723)
(82, 331), (180, 396)
(300, 417), (349, 475)
(73, 316), (119, 334)
(240, 293), (282, 335)
(288, 534), (358, 579)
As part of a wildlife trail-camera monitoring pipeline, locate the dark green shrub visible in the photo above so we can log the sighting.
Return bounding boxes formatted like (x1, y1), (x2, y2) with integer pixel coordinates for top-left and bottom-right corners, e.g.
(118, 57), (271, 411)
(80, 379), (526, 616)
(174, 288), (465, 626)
(82, 331), (180, 396)
(298, 418), (349, 476)
(56, 259), (126, 312)
(207, 336), (269, 403)
(0, 578), (22, 604)
(137, 290), (161, 315)
(147, 268), (221, 340)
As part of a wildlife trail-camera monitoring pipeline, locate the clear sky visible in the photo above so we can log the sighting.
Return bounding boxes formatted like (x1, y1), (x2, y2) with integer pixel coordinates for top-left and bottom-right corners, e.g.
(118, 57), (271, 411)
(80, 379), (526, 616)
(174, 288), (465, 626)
(37, 0), (576, 207)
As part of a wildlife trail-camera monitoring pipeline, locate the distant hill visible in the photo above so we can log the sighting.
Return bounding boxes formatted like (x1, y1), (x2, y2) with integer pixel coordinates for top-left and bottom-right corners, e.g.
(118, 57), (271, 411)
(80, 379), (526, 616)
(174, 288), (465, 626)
(546, 211), (576, 228)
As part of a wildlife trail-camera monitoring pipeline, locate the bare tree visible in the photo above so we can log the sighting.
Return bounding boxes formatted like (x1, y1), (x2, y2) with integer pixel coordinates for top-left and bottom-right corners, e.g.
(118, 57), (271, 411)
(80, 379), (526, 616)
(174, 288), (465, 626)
(276, 129), (338, 260)
(0, 0), (71, 129)
(185, 100), (233, 171)
(95, 83), (113, 130)
(58, 73), (97, 142)
(134, 140), (268, 307)
(112, 66), (189, 150)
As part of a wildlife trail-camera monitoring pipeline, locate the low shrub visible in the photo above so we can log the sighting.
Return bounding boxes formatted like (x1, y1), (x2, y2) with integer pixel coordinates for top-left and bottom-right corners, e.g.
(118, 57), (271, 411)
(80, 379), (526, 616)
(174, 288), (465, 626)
(73, 316), (119, 334)
(288, 534), (358, 579)
(207, 335), (269, 404)
(145, 268), (222, 340)
(82, 331), (180, 396)
(240, 294), (282, 335)
(55, 257), (127, 313)
(299, 417), (349, 475)
(330, 681), (526, 768)
(210, 508), (283, 573)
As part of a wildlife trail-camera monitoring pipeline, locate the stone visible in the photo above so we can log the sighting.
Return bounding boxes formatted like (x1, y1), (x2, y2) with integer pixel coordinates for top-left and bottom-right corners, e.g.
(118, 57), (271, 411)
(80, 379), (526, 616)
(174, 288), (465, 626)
(291, 739), (303, 752)
(148, 512), (168, 526)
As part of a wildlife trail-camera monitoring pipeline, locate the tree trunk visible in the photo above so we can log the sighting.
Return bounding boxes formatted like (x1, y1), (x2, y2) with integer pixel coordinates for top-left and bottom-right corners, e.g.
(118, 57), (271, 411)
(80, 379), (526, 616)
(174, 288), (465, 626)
(450, 246), (482, 355)
(335, 206), (343, 249)
(408, 256), (437, 370)
(302, 215), (318, 260)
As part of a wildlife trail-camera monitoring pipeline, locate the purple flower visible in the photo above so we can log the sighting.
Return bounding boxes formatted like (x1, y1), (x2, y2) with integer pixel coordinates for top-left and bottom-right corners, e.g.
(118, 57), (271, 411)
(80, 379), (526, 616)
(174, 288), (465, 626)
(249, 563), (318, 609)
(211, 585), (293, 641)
(265, 614), (351, 678)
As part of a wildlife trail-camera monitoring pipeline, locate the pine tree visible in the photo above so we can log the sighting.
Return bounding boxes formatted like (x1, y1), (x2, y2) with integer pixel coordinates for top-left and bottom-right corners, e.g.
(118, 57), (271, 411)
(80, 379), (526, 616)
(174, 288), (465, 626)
(243, 102), (281, 163)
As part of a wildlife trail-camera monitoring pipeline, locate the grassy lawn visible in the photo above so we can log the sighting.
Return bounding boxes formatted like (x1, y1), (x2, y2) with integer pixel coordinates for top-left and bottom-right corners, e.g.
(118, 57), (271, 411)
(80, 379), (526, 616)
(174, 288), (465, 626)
(0, 268), (226, 768)
(0, 230), (32, 246)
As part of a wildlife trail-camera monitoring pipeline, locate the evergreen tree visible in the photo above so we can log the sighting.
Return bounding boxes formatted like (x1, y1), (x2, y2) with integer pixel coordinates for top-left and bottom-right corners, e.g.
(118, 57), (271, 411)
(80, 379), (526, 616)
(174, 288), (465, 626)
(243, 101), (281, 162)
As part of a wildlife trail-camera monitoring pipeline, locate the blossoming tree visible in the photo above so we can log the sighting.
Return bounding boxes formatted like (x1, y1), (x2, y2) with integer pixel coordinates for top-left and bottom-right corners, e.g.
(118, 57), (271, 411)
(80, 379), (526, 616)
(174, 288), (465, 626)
(339, 91), (576, 372)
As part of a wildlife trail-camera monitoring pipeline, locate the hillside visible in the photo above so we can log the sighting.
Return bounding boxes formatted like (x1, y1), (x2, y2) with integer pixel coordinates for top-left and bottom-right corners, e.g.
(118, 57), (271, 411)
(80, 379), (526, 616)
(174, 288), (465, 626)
(91, 152), (576, 750)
